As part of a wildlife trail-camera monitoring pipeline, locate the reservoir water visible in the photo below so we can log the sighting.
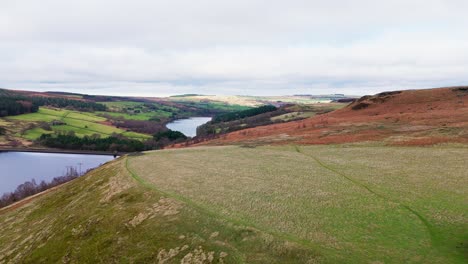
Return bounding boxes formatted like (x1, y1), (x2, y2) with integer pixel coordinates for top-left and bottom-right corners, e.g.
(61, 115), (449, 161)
(0, 152), (114, 195)
(166, 117), (212, 137)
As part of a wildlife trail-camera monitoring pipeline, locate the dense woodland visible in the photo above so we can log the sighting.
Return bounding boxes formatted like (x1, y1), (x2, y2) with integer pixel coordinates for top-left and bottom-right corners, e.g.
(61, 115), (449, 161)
(0, 97), (39, 117)
(196, 104), (341, 137)
(153, 130), (187, 141)
(27, 96), (107, 111)
(211, 105), (277, 123)
(197, 105), (288, 137)
(38, 133), (145, 152)
(36, 128), (188, 152)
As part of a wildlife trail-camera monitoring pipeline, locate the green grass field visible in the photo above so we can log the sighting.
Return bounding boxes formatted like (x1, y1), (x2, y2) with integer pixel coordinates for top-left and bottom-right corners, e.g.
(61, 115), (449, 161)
(0, 157), (314, 263)
(128, 145), (468, 263)
(101, 101), (145, 109)
(7, 107), (150, 140)
(22, 127), (54, 140)
(99, 101), (175, 120)
(97, 111), (171, 121)
(1, 145), (466, 263)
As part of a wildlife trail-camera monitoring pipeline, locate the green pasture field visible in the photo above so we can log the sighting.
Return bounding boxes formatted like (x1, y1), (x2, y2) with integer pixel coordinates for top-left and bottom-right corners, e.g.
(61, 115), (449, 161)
(100, 101), (146, 110)
(7, 107), (150, 140)
(127, 145), (468, 263)
(0, 157), (313, 263)
(99, 101), (175, 120)
(100, 101), (177, 113)
(22, 127), (53, 140)
(97, 111), (171, 121)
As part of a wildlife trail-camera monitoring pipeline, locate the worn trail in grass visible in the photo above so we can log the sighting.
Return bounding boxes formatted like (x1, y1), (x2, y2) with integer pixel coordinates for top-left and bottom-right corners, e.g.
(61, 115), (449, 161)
(125, 155), (325, 256)
(128, 145), (468, 263)
(0, 157), (317, 263)
(1, 145), (466, 263)
(293, 145), (439, 245)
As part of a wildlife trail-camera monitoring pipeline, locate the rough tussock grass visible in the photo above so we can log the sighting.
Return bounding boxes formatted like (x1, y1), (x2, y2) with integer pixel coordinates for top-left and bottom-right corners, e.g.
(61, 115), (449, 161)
(129, 145), (468, 263)
(0, 156), (319, 263)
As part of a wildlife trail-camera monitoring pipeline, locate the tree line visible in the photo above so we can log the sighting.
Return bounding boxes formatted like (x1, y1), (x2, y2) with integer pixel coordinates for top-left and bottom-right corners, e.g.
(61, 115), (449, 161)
(197, 105), (285, 137)
(0, 97), (39, 117)
(37, 128), (188, 152)
(38, 133), (146, 152)
(26, 96), (107, 112)
(211, 105), (277, 123)
(0, 91), (107, 117)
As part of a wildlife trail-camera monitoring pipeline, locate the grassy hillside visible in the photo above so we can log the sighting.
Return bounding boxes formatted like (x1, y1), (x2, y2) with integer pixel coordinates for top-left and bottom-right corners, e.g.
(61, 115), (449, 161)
(98, 101), (177, 120)
(168, 95), (353, 107)
(204, 87), (468, 146)
(0, 88), (262, 148)
(0, 155), (315, 263)
(196, 104), (345, 138)
(1, 145), (466, 263)
(1, 88), (355, 149)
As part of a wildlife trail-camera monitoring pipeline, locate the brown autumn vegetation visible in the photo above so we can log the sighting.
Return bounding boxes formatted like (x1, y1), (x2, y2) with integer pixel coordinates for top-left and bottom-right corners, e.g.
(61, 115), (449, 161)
(199, 87), (468, 146)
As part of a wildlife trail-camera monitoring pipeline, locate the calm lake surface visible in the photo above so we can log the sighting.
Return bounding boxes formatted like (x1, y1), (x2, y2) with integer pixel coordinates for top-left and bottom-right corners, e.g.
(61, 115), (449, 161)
(0, 152), (114, 195)
(166, 117), (212, 137)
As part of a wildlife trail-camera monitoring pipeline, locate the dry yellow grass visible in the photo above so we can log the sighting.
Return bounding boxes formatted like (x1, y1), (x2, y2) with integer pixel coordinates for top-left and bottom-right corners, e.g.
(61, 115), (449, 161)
(170, 95), (262, 107)
(1, 144), (466, 263)
(129, 145), (468, 263)
(0, 156), (318, 263)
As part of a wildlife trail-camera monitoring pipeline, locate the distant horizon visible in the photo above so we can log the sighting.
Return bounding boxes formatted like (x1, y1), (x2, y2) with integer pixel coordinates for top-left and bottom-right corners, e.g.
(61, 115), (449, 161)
(4, 85), (466, 98)
(2, 86), (361, 97)
(0, 84), (468, 97)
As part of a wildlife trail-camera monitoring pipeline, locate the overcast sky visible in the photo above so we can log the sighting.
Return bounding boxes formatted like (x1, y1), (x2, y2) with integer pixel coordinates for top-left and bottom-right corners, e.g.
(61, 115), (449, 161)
(1, 0), (468, 96)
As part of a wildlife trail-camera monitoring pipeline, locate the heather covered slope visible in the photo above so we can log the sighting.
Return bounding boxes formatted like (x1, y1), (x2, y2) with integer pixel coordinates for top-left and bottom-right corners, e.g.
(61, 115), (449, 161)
(202, 87), (468, 146)
(1, 145), (467, 263)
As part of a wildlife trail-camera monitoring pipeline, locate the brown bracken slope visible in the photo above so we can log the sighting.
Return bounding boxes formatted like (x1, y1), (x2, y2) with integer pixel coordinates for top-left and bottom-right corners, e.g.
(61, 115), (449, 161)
(201, 87), (468, 146)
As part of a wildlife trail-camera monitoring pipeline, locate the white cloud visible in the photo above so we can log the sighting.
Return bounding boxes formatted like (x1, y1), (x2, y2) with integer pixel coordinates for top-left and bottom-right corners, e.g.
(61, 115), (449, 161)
(1, 0), (468, 96)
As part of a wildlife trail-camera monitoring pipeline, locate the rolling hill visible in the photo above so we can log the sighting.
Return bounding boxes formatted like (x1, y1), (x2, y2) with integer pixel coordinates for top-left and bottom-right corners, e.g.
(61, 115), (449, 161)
(1, 145), (467, 263)
(1, 87), (467, 263)
(0, 88), (252, 149)
(201, 87), (468, 146)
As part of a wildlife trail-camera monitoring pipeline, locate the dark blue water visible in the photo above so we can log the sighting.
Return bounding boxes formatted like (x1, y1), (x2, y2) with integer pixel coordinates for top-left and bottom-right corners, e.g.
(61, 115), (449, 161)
(166, 117), (211, 137)
(0, 152), (114, 195)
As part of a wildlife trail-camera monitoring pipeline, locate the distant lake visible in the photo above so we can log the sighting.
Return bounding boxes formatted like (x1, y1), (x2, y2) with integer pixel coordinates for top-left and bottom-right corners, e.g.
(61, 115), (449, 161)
(166, 117), (212, 137)
(0, 152), (114, 195)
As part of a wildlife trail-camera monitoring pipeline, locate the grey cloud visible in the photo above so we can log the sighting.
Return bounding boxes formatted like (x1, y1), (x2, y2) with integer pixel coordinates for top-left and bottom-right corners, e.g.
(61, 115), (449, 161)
(1, 0), (468, 95)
